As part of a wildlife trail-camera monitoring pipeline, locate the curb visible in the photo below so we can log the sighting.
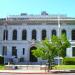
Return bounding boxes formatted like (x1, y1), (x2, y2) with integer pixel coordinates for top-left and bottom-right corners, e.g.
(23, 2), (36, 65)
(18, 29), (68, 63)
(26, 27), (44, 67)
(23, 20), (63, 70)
(0, 72), (49, 74)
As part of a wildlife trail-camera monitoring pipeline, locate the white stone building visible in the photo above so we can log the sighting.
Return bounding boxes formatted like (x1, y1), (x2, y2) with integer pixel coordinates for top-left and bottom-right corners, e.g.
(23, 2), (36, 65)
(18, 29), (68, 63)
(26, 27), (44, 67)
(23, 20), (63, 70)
(0, 12), (75, 64)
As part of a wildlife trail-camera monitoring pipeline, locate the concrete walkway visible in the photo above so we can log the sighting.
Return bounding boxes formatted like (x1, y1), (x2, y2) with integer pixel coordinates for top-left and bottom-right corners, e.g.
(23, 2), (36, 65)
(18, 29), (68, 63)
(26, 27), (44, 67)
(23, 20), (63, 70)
(2, 65), (75, 74)
(0, 69), (75, 74)
(0, 70), (49, 74)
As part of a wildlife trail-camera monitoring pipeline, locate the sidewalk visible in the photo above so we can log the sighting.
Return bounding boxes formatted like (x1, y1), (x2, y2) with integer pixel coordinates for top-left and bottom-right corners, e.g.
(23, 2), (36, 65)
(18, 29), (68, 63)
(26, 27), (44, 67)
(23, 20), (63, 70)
(0, 69), (75, 74)
(0, 70), (49, 74)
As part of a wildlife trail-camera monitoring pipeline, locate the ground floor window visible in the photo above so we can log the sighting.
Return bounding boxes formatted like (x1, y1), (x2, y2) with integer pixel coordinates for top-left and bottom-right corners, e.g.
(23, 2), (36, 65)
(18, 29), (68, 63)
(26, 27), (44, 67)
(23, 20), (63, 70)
(12, 46), (17, 57)
(61, 48), (66, 57)
(72, 47), (75, 56)
(2, 46), (7, 56)
(23, 48), (25, 55)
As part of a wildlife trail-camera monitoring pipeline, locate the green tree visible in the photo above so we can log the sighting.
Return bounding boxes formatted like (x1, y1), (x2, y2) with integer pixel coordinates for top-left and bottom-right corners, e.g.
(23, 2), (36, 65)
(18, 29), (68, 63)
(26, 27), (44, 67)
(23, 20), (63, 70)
(32, 34), (70, 70)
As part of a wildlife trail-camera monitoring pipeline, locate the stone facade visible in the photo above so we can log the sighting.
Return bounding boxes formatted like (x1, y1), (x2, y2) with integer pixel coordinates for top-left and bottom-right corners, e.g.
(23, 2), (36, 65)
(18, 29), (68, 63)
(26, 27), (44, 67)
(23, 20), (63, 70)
(0, 12), (75, 64)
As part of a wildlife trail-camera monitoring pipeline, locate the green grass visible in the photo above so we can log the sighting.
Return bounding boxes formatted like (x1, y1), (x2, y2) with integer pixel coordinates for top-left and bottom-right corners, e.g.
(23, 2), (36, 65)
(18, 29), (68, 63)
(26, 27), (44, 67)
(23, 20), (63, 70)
(53, 65), (75, 70)
(0, 65), (5, 70)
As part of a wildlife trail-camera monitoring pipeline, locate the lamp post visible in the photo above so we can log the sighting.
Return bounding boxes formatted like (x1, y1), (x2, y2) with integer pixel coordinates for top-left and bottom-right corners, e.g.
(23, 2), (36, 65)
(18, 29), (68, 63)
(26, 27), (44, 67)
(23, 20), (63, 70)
(57, 16), (61, 65)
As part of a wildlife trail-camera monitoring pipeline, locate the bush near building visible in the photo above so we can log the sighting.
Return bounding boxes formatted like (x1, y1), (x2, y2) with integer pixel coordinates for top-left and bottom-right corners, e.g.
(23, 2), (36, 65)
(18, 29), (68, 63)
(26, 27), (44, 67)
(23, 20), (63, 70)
(63, 57), (75, 65)
(0, 56), (4, 65)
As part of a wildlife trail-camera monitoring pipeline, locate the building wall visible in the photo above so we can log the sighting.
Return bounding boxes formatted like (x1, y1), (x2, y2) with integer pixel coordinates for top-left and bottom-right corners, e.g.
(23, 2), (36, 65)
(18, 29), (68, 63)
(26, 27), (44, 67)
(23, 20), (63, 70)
(0, 23), (75, 63)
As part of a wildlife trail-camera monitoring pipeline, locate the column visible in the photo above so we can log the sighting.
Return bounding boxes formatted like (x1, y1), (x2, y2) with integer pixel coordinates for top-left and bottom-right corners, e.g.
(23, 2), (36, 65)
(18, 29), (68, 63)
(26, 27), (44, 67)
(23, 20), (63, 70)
(66, 47), (72, 57)
(37, 29), (41, 41)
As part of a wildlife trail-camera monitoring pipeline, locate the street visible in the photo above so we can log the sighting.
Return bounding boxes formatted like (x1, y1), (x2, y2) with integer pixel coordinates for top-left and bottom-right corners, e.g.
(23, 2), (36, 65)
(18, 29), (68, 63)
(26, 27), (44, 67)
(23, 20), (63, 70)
(0, 73), (75, 75)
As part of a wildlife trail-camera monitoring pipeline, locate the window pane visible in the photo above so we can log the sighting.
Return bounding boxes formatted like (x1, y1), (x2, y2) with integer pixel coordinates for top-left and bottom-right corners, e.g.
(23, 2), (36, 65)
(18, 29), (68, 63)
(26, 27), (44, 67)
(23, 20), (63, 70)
(23, 48), (25, 55)
(12, 46), (17, 57)
(2, 46), (7, 55)
(12, 30), (17, 40)
(61, 48), (66, 57)
(32, 30), (36, 40)
(72, 30), (75, 40)
(3, 30), (8, 40)
(22, 30), (27, 40)
(52, 30), (56, 36)
(62, 29), (66, 35)
(42, 30), (46, 40)
(72, 47), (75, 56)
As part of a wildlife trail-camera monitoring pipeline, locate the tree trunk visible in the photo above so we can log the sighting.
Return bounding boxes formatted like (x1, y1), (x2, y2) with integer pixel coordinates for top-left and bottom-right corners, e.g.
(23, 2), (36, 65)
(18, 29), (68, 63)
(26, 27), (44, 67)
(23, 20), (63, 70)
(48, 58), (52, 72)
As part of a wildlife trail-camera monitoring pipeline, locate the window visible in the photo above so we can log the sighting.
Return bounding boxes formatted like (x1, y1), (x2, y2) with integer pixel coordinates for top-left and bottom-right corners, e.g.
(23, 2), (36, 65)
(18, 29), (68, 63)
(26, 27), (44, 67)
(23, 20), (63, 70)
(12, 30), (17, 40)
(52, 30), (56, 36)
(72, 30), (75, 40)
(23, 48), (25, 55)
(32, 30), (36, 40)
(22, 30), (27, 40)
(72, 47), (75, 56)
(42, 30), (46, 40)
(2, 46), (7, 56)
(3, 30), (8, 40)
(62, 29), (66, 35)
(61, 48), (66, 57)
(12, 46), (17, 57)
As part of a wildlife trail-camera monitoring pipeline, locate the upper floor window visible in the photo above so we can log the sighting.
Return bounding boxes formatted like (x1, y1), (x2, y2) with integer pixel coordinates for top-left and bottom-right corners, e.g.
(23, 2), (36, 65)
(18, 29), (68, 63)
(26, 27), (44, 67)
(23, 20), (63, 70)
(3, 30), (8, 40)
(32, 29), (36, 40)
(22, 30), (27, 40)
(52, 29), (56, 36)
(62, 29), (66, 35)
(72, 30), (75, 40)
(12, 30), (17, 40)
(42, 30), (46, 40)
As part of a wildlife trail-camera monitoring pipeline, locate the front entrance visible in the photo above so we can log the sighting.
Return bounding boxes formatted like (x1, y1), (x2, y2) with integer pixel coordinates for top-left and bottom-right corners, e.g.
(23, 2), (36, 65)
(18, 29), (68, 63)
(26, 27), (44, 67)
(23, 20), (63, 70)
(30, 46), (37, 62)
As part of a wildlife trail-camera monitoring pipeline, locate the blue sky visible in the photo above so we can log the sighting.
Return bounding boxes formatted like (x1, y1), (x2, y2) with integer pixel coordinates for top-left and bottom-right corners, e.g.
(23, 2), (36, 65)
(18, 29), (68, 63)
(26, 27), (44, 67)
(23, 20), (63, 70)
(0, 0), (75, 18)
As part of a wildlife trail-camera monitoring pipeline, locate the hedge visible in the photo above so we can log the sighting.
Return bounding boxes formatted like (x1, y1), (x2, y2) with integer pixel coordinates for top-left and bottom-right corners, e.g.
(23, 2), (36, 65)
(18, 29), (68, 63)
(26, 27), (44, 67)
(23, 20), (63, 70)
(63, 57), (75, 65)
(0, 56), (4, 65)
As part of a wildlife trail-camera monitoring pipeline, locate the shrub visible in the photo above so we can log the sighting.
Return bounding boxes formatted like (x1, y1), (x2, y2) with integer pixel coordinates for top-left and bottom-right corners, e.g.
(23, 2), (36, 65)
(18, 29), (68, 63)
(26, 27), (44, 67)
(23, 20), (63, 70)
(0, 56), (4, 65)
(63, 57), (75, 65)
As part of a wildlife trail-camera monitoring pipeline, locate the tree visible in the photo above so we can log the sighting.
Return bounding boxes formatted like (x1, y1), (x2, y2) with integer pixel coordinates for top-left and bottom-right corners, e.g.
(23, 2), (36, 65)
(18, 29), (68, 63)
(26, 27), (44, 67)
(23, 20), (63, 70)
(32, 34), (71, 71)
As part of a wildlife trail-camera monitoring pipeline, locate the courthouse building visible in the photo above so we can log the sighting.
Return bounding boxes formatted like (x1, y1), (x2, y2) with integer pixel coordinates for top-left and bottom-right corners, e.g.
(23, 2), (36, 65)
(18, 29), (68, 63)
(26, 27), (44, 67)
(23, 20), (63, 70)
(0, 11), (75, 64)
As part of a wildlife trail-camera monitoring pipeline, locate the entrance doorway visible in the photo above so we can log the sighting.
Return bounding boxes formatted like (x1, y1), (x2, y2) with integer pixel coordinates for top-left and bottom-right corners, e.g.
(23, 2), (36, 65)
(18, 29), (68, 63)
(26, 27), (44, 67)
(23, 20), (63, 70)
(30, 46), (37, 62)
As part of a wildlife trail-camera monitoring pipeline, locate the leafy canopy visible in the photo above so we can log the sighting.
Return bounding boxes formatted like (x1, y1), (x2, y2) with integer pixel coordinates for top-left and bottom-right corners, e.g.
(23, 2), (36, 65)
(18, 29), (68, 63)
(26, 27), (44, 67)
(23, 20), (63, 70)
(32, 34), (71, 60)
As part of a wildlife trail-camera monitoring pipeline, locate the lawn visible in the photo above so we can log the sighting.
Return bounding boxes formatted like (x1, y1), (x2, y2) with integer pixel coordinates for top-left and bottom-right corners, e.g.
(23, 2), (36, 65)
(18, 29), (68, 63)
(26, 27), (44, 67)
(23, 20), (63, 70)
(53, 65), (75, 70)
(0, 65), (5, 70)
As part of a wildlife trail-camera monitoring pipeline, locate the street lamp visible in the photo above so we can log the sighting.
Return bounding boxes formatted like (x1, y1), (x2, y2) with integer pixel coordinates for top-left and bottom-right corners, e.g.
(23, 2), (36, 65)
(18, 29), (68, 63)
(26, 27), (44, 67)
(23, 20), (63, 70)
(57, 16), (61, 65)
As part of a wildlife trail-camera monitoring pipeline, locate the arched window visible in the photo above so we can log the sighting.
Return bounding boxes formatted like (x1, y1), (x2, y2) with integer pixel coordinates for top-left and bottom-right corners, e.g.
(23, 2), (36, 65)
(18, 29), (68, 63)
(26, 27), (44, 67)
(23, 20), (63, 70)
(42, 30), (46, 40)
(52, 29), (56, 36)
(32, 30), (36, 40)
(62, 29), (66, 35)
(72, 30), (75, 40)
(12, 30), (17, 40)
(3, 30), (8, 40)
(22, 30), (27, 40)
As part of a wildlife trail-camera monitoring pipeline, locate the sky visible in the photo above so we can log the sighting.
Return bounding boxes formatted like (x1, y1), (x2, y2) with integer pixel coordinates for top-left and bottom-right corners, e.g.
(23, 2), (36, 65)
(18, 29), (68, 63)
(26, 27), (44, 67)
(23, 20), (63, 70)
(0, 0), (75, 18)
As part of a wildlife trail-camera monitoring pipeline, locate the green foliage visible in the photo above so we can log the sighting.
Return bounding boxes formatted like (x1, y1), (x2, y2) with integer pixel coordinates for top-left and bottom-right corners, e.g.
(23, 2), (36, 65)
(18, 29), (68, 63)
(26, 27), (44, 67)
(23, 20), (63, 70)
(0, 56), (4, 65)
(0, 65), (5, 70)
(51, 34), (70, 57)
(32, 34), (70, 69)
(63, 57), (75, 65)
(53, 65), (75, 70)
